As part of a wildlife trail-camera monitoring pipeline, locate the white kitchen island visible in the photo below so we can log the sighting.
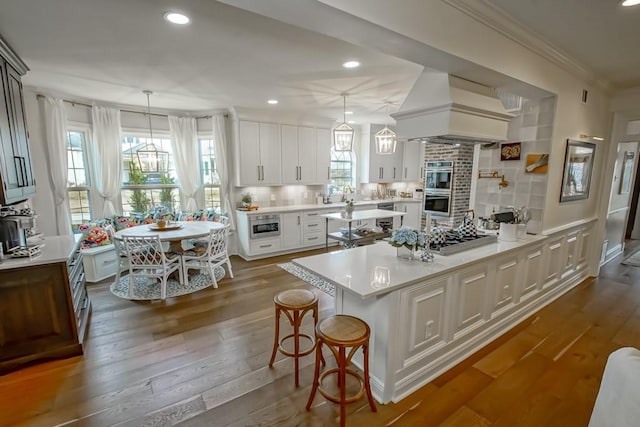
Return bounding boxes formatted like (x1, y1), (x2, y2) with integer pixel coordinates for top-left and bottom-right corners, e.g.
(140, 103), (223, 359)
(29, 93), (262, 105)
(292, 221), (596, 404)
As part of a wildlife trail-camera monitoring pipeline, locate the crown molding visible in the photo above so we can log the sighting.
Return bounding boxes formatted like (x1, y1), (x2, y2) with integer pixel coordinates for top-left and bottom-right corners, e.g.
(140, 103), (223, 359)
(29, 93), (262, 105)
(442, 0), (613, 94)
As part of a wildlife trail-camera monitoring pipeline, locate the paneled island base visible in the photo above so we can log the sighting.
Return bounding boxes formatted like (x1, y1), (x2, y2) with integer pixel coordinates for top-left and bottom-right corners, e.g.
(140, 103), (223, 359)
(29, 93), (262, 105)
(293, 219), (596, 403)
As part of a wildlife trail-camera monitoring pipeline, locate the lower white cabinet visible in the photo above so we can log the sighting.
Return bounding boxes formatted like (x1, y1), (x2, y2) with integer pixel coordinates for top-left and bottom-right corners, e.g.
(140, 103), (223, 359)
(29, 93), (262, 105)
(82, 245), (118, 283)
(282, 212), (302, 249)
(453, 264), (489, 338)
(249, 238), (282, 255)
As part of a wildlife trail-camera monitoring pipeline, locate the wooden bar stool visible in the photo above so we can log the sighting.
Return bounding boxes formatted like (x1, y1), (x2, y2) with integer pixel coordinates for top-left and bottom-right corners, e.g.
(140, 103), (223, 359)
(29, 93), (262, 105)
(306, 314), (377, 427)
(268, 289), (320, 387)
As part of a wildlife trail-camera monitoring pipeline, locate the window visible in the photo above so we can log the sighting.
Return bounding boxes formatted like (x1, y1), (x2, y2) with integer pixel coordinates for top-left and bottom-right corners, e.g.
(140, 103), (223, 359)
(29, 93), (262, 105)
(121, 135), (179, 215)
(67, 130), (91, 224)
(329, 149), (354, 193)
(199, 138), (221, 210)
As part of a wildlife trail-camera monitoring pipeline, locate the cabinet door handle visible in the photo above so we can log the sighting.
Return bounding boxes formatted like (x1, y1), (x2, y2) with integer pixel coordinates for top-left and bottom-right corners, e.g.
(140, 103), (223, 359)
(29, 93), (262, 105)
(21, 157), (28, 186)
(327, 166), (330, 180)
(297, 215), (300, 225)
(404, 167), (407, 179)
(257, 165), (261, 181)
(393, 167), (396, 179)
(379, 167), (383, 179)
(261, 165), (265, 181)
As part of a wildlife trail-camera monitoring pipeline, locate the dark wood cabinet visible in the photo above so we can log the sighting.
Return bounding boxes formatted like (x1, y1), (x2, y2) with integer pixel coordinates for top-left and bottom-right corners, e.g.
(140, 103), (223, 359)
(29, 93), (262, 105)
(0, 34), (36, 205)
(0, 238), (91, 374)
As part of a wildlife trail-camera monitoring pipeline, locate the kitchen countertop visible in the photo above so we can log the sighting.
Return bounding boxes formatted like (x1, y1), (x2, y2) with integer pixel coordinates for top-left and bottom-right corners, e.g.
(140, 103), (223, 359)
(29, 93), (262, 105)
(235, 198), (421, 214)
(292, 234), (547, 299)
(0, 234), (80, 270)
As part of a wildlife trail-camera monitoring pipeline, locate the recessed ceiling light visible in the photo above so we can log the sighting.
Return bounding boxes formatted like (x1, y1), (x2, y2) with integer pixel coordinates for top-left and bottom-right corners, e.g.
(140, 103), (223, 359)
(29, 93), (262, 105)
(342, 60), (360, 69)
(344, 111), (353, 115)
(164, 11), (190, 25)
(622, 0), (640, 6)
(267, 99), (278, 105)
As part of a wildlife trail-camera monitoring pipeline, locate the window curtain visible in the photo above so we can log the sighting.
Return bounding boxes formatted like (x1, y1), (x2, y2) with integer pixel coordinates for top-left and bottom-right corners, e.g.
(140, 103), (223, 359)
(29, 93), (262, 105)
(168, 116), (200, 212)
(91, 105), (122, 217)
(213, 114), (234, 229)
(42, 97), (72, 235)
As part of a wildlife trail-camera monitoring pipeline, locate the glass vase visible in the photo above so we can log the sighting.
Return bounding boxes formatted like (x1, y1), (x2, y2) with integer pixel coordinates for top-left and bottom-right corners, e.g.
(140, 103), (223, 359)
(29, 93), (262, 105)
(397, 245), (416, 260)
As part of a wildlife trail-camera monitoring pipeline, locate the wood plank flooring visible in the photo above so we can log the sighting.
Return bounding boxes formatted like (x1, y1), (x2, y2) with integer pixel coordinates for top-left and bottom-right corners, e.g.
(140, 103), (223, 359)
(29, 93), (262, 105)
(2, 243), (640, 426)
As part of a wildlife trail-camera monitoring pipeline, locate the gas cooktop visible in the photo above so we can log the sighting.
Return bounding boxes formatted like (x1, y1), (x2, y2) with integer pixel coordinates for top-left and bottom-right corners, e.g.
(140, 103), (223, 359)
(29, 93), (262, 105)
(430, 231), (497, 255)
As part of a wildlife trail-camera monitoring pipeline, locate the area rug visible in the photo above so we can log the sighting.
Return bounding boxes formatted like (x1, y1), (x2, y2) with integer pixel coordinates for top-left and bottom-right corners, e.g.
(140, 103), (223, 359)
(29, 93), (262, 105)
(622, 249), (640, 266)
(277, 262), (335, 297)
(109, 266), (225, 300)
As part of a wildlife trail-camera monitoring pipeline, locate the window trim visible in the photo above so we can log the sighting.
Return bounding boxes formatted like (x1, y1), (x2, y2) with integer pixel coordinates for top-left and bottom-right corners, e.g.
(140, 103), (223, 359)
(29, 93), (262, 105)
(66, 126), (93, 223)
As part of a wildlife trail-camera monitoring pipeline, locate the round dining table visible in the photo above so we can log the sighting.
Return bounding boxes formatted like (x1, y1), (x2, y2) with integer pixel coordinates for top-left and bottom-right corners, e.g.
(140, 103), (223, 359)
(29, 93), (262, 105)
(113, 221), (225, 253)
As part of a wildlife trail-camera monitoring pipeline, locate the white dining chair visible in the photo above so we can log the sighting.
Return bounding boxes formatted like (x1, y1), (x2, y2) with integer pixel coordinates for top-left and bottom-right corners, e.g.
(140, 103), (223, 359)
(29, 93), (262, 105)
(105, 224), (129, 285)
(182, 225), (233, 288)
(123, 235), (183, 300)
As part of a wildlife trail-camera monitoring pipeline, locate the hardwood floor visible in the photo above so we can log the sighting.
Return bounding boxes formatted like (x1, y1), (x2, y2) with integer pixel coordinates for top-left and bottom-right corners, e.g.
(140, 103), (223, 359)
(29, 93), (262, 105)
(2, 243), (640, 426)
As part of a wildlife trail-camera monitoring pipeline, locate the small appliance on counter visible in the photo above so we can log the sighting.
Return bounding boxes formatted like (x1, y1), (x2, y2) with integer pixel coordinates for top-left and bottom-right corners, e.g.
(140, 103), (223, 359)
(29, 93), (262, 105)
(0, 215), (38, 255)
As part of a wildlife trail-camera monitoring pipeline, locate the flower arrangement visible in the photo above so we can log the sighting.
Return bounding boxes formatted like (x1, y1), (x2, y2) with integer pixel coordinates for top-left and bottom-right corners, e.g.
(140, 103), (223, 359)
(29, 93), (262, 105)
(389, 226), (427, 250)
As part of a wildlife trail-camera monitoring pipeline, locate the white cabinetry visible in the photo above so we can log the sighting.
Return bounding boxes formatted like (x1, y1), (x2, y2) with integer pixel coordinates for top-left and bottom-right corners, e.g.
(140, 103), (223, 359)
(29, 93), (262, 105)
(301, 210), (325, 246)
(394, 202), (421, 229)
(453, 264), (489, 339)
(82, 245), (118, 283)
(315, 128), (331, 184)
(402, 140), (424, 182)
(398, 276), (450, 361)
(360, 124), (403, 183)
(279, 125), (332, 185)
(281, 125), (316, 184)
(237, 120), (281, 186)
(282, 212), (302, 249)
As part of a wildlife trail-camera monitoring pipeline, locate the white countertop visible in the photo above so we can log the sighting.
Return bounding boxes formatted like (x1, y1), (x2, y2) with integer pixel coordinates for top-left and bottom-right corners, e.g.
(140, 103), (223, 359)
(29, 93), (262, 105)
(0, 235), (80, 270)
(322, 209), (406, 222)
(292, 234), (547, 299)
(235, 198), (421, 215)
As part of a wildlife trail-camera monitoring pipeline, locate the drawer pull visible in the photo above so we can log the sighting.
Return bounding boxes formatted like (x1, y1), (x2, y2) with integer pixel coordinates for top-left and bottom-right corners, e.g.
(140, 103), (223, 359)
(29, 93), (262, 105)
(307, 237), (318, 241)
(259, 244), (272, 248)
(103, 259), (117, 265)
(307, 213), (318, 216)
(307, 223), (318, 227)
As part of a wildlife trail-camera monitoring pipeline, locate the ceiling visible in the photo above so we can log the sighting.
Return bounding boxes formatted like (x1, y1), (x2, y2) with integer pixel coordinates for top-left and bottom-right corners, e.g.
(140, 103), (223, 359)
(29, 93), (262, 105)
(0, 0), (637, 123)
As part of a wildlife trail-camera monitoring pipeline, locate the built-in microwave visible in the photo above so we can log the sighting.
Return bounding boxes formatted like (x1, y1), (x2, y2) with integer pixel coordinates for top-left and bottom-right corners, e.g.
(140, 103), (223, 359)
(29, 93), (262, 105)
(425, 161), (453, 191)
(424, 191), (451, 216)
(249, 214), (281, 239)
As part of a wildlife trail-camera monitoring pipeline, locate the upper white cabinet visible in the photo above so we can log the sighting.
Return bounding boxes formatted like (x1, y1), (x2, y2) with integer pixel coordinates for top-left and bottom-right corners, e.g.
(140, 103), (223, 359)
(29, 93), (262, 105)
(236, 120), (281, 186)
(360, 124), (404, 183)
(281, 124), (331, 185)
(315, 128), (331, 184)
(0, 37), (36, 205)
(402, 140), (424, 182)
(394, 202), (422, 230)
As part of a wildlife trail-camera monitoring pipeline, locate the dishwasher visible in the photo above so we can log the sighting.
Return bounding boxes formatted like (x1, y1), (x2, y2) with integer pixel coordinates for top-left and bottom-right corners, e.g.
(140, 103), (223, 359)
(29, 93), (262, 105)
(376, 202), (395, 231)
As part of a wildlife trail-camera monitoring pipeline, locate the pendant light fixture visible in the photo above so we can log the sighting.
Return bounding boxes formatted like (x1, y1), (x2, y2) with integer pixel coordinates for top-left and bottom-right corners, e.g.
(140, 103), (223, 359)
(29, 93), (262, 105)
(333, 94), (354, 152)
(137, 90), (169, 173)
(375, 103), (397, 155)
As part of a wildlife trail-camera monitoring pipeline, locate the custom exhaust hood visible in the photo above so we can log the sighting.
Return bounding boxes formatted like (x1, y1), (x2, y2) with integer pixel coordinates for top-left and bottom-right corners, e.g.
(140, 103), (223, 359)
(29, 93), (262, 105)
(391, 71), (515, 144)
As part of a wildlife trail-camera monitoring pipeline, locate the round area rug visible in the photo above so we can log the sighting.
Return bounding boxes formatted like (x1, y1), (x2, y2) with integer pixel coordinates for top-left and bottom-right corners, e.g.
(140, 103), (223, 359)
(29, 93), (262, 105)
(109, 266), (225, 300)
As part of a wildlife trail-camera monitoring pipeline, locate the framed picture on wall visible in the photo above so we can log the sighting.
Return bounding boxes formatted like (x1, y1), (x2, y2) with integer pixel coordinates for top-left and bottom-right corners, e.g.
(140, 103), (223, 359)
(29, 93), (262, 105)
(500, 142), (521, 161)
(560, 139), (596, 202)
(619, 151), (635, 194)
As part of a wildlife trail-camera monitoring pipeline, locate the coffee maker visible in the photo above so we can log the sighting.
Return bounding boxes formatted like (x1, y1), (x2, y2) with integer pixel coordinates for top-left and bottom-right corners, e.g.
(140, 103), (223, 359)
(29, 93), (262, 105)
(0, 216), (35, 252)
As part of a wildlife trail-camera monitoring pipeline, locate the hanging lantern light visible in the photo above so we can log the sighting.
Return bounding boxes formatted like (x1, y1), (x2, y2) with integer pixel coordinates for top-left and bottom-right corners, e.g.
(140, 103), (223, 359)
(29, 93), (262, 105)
(333, 94), (354, 152)
(137, 90), (169, 173)
(375, 103), (397, 154)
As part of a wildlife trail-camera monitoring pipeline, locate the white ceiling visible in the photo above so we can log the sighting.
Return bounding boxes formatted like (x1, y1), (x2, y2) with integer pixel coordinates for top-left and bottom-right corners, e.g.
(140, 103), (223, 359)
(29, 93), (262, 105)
(0, 0), (637, 123)
(484, 0), (640, 89)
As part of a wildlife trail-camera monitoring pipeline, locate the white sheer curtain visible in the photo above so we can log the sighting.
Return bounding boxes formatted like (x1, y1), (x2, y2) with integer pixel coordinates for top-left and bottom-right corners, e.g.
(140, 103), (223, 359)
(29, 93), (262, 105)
(213, 114), (234, 229)
(91, 106), (122, 217)
(42, 97), (72, 235)
(169, 116), (200, 212)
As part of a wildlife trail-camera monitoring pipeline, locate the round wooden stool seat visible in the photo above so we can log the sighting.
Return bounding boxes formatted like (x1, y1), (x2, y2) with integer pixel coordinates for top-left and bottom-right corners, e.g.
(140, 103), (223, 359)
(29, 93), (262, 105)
(306, 315), (377, 427)
(269, 289), (320, 387)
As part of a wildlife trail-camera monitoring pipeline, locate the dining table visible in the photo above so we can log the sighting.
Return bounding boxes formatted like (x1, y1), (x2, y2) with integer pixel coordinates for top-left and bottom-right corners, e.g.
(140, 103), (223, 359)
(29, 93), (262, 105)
(113, 220), (225, 253)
